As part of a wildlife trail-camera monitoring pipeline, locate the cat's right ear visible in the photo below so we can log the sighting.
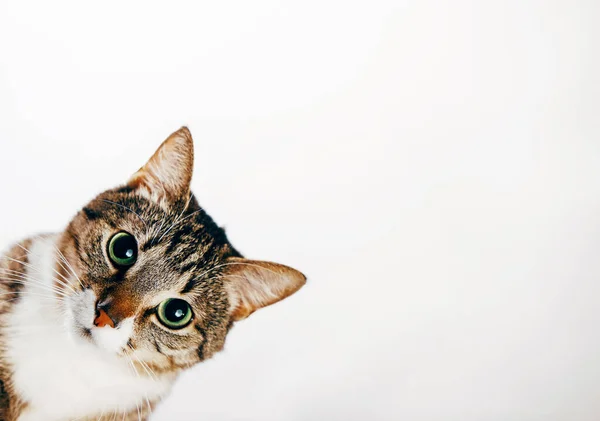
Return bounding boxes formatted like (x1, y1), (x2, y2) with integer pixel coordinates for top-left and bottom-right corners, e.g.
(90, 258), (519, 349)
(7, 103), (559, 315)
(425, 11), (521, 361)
(127, 127), (194, 203)
(224, 257), (307, 321)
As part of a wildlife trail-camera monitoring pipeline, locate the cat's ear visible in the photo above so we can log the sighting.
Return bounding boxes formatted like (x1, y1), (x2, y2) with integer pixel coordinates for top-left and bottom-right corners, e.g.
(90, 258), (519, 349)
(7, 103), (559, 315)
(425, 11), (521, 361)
(127, 127), (194, 202)
(225, 257), (307, 321)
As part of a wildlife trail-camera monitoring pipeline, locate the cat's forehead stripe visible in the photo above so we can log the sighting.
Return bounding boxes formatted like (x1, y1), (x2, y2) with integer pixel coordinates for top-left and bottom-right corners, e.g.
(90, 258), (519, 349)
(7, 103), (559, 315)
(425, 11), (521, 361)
(140, 240), (161, 252)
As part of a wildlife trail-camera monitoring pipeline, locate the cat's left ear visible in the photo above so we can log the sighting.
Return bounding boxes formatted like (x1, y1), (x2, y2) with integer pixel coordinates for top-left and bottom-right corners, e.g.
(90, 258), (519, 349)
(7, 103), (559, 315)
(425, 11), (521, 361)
(127, 127), (194, 202)
(225, 257), (307, 321)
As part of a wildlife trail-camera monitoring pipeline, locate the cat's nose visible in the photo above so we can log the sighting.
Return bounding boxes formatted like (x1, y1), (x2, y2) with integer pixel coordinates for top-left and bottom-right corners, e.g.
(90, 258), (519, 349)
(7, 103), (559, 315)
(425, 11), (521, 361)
(94, 307), (115, 328)
(94, 299), (116, 328)
(94, 296), (133, 328)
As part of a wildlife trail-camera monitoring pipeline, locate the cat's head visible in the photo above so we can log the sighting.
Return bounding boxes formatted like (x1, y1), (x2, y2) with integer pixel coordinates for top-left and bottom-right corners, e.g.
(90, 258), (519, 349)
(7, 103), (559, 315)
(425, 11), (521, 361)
(58, 128), (305, 372)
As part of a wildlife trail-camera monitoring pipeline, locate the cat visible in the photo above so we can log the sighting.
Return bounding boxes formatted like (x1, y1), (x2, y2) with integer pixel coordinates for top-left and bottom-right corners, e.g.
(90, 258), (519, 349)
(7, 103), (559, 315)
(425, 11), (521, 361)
(0, 127), (306, 421)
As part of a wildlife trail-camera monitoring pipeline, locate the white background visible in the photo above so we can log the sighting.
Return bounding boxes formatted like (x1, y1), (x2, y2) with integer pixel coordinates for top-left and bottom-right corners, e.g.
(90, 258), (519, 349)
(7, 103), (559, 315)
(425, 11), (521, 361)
(1, 1), (599, 420)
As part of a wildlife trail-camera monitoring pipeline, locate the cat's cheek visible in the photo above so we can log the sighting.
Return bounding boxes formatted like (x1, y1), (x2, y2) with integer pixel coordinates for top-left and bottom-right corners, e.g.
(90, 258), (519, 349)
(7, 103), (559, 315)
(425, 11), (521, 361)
(65, 288), (97, 335)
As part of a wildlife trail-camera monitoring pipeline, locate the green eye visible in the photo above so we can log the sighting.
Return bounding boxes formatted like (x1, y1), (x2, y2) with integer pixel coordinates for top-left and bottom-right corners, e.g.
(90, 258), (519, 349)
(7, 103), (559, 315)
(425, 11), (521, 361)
(157, 298), (193, 329)
(108, 232), (138, 267)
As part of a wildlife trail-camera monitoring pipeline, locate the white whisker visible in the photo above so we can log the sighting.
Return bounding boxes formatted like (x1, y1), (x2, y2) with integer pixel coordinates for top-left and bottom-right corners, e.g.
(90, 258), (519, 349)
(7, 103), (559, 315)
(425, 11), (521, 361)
(51, 242), (85, 290)
(0, 276), (70, 298)
(15, 240), (77, 292)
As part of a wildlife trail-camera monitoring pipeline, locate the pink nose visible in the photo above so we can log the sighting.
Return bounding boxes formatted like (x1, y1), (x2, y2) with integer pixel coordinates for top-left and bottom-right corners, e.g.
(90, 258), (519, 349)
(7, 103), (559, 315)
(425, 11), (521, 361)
(94, 308), (115, 328)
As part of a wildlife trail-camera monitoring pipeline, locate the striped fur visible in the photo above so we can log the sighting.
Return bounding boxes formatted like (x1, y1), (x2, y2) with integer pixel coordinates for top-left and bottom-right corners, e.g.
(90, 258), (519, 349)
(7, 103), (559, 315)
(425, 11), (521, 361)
(0, 128), (306, 420)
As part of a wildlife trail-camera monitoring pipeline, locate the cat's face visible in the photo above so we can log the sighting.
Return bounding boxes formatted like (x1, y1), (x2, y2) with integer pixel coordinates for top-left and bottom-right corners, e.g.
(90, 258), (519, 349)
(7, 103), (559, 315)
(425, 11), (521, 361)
(57, 128), (305, 373)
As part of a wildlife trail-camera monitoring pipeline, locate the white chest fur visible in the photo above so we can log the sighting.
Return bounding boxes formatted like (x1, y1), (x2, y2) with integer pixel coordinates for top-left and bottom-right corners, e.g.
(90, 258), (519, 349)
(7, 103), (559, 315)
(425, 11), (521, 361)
(4, 237), (172, 421)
